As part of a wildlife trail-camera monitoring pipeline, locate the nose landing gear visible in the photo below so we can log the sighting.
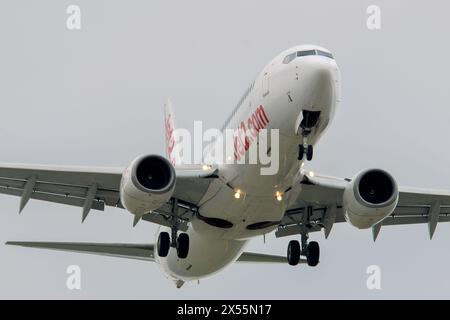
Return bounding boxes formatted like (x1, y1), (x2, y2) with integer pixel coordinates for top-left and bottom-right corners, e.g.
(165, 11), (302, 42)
(298, 141), (314, 161)
(297, 110), (320, 161)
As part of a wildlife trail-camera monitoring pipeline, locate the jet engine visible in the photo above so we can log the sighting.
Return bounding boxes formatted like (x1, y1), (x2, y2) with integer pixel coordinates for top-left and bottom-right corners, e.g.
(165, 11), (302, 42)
(120, 155), (176, 216)
(343, 169), (398, 229)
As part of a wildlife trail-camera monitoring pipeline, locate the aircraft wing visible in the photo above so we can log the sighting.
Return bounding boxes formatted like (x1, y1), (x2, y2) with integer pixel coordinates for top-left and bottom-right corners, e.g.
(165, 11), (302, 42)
(0, 163), (217, 224)
(279, 172), (450, 240)
(5, 241), (291, 264)
(6, 241), (157, 261)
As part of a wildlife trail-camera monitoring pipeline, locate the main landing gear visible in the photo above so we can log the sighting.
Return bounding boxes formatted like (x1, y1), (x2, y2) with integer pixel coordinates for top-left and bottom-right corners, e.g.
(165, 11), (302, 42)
(157, 231), (190, 259)
(287, 234), (320, 267)
(157, 198), (190, 259)
(297, 110), (320, 162)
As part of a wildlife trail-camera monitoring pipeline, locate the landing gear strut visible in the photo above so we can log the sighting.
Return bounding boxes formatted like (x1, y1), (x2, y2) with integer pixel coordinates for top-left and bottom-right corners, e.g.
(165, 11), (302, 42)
(286, 234), (320, 267)
(297, 110), (320, 162)
(157, 199), (190, 259)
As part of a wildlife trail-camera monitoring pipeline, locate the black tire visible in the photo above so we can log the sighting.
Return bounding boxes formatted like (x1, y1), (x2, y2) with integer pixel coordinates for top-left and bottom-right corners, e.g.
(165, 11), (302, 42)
(306, 145), (313, 161)
(287, 240), (301, 266)
(298, 145), (305, 160)
(177, 233), (190, 259)
(307, 241), (320, 267)
(157, 232), (170, 258)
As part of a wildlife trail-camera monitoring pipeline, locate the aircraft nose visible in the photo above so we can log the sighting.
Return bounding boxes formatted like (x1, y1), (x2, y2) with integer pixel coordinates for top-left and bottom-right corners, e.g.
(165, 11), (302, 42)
(306, 58), (334, 85)
(299, 57), (336, 111)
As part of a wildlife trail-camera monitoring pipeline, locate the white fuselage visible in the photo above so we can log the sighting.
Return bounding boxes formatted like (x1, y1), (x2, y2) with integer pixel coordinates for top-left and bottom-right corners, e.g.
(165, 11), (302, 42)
(156, 45), (341, 283)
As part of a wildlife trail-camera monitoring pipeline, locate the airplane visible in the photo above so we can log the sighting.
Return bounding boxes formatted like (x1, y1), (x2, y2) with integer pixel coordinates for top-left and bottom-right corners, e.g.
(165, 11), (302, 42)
(3, 44), (450, 289)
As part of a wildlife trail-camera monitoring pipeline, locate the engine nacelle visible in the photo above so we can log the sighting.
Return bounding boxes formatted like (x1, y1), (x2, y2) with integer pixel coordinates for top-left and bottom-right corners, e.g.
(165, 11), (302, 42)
(120, 155), (176, 216)
(343, 169), (399, 229)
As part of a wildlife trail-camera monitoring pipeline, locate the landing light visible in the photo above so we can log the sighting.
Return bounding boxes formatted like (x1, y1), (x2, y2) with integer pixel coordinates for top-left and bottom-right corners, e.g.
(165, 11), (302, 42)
(275, 191), (283, 202)
(234, 189), (242, 199)
(308, 171), (315, 178)
(202, 164), (211, 171)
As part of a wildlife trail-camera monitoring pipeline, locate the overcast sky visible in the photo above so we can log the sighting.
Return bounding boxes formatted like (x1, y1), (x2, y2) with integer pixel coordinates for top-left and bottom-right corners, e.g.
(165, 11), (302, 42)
(1, 0), (450, 299)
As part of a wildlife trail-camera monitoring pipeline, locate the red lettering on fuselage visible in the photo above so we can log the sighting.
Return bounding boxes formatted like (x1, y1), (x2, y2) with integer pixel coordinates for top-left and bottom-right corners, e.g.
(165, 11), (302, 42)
(165, 114), (176, 164)
(234, 105), (270, 160)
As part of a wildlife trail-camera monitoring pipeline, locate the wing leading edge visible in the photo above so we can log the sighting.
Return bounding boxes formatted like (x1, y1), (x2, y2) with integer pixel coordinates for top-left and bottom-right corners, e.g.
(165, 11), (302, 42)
(0, 162), (217, 225)
(280, 172), (450, 241)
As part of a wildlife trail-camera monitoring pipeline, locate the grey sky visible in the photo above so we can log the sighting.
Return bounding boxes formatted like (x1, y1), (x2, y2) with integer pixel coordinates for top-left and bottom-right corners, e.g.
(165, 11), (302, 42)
(1, 0), (450, 299)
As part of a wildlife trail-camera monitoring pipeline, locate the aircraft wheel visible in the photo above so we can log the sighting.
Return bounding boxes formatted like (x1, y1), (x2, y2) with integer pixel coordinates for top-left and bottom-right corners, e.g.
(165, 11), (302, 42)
(157, 232), (170, 257)
(176, 233), (190, 259)
(298, 145), (305, 161)
(306, 145), (313, 161)
(287, 240), (301, 266)
(306, 241), (320, 267)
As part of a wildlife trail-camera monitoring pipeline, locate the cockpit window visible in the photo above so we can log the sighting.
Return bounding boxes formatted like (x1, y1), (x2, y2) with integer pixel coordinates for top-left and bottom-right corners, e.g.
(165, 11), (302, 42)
(297, 50), (316, 57)
(283, 49), (334, 64)
(282, 52), (297, 64)
(317, 50), (334, 59)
